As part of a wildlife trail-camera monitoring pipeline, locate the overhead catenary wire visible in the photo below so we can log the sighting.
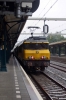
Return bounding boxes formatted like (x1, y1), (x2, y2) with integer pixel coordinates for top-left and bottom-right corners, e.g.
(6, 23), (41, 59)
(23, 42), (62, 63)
(50, 22), (66, 31)
(15, 0), (59, 48)
(22, 0), (59, 34)
(30, 0), (52, 25)
(34, 0), (59, 32)
(23, 0), (52, 33)
(49, 22), (66, 33)
(59, 28), (66, 33)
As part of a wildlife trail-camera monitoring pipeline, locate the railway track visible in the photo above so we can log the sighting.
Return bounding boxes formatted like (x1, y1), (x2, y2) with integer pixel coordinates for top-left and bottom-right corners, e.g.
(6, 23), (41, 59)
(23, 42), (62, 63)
(50, 56), (66, 64)
(50, 61), (66, 68)
(50, 62), (66, 73)
(29, 72), (66, 100)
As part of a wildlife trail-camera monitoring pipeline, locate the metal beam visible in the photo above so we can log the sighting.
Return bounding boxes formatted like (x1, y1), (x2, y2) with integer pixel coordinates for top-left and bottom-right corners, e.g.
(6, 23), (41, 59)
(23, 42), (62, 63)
(21, 33), (66, 35)
(48, 33), (66, 35)
(46, 33), (65, 35)
(28, 17), (66, 21)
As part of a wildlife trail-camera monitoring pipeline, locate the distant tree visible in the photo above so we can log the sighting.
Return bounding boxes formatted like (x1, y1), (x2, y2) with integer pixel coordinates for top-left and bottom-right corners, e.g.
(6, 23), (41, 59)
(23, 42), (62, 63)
(47, 33), (66, 43)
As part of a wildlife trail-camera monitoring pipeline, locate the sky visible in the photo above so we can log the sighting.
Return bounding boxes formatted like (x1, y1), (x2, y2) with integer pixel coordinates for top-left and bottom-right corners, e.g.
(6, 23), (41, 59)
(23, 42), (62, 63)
(16, 0), (66, 45)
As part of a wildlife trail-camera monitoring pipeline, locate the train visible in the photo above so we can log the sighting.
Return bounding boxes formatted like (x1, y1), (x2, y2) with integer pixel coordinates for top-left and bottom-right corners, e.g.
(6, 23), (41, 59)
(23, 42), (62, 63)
(14, 36), (50, 72)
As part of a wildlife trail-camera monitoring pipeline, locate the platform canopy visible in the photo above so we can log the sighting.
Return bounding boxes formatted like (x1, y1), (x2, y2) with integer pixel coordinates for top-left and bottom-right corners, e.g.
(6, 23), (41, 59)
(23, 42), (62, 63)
(0, 0), (40, 49)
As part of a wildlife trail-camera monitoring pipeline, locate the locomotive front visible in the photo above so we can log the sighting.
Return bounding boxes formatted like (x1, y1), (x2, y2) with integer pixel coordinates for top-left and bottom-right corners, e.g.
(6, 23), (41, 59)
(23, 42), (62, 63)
(21, 37), (50, 71)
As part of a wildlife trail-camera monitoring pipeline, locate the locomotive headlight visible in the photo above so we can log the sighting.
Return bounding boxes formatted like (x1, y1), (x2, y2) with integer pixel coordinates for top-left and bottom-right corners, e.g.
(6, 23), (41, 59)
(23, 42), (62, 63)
(28, 56), (32, 59)
(28, 56), (34, 60)
(41, 56), (46, 59)
(31, 56), (34, 59)
(44, 56), (46, 59)
(41, 56), (44, 59)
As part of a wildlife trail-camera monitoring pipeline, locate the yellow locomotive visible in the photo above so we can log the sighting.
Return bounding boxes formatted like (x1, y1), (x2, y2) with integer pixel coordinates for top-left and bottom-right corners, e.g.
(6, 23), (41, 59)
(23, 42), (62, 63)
(16, 36), (50, 72)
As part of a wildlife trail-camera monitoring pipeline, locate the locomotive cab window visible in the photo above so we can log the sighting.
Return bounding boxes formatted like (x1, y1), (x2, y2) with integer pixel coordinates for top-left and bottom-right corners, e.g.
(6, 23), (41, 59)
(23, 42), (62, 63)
(23, 43), (49, 49)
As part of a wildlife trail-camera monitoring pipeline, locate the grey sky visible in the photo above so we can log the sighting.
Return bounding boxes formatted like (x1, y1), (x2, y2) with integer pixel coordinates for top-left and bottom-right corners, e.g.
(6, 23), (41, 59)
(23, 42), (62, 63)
(17, 0), (66, 43)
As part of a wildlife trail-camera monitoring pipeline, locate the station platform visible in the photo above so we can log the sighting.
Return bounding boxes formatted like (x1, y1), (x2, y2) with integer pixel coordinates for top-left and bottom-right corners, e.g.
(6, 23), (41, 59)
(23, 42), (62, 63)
(0, 56), (43, 100)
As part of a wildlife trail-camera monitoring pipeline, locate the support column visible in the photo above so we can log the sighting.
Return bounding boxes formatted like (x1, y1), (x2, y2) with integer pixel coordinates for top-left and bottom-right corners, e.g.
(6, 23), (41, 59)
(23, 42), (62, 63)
(58, 45), (61, 57)
(0, 50), (1, 70)
(1, 27), (7, 71)
(51, 47), (53, 55)
(52, 46), (56, 55)
(65, 45), (66, 55)
(6, 43), (11, 63)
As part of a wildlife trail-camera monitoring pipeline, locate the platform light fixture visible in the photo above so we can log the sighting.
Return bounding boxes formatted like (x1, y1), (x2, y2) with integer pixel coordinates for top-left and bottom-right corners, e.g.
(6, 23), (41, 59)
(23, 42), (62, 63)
(16, 2), (32, 18)
(21, 2), (32, 14)
(21, 2), (32, 8)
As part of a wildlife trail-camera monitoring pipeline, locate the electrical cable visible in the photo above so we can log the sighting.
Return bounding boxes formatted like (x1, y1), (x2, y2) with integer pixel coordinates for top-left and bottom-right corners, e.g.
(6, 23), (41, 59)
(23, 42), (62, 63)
(34, 0), (59, 32)
(15, 0), (59, 47)
(22, 0), (52, 33)
(31, 0), (52, 25)
(49, 28), (66, 35)
(22, 0), (56, 34)
(59, 28), (66, 33)
(49, 24), (66, 33)
(50, 22), (66, 31)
